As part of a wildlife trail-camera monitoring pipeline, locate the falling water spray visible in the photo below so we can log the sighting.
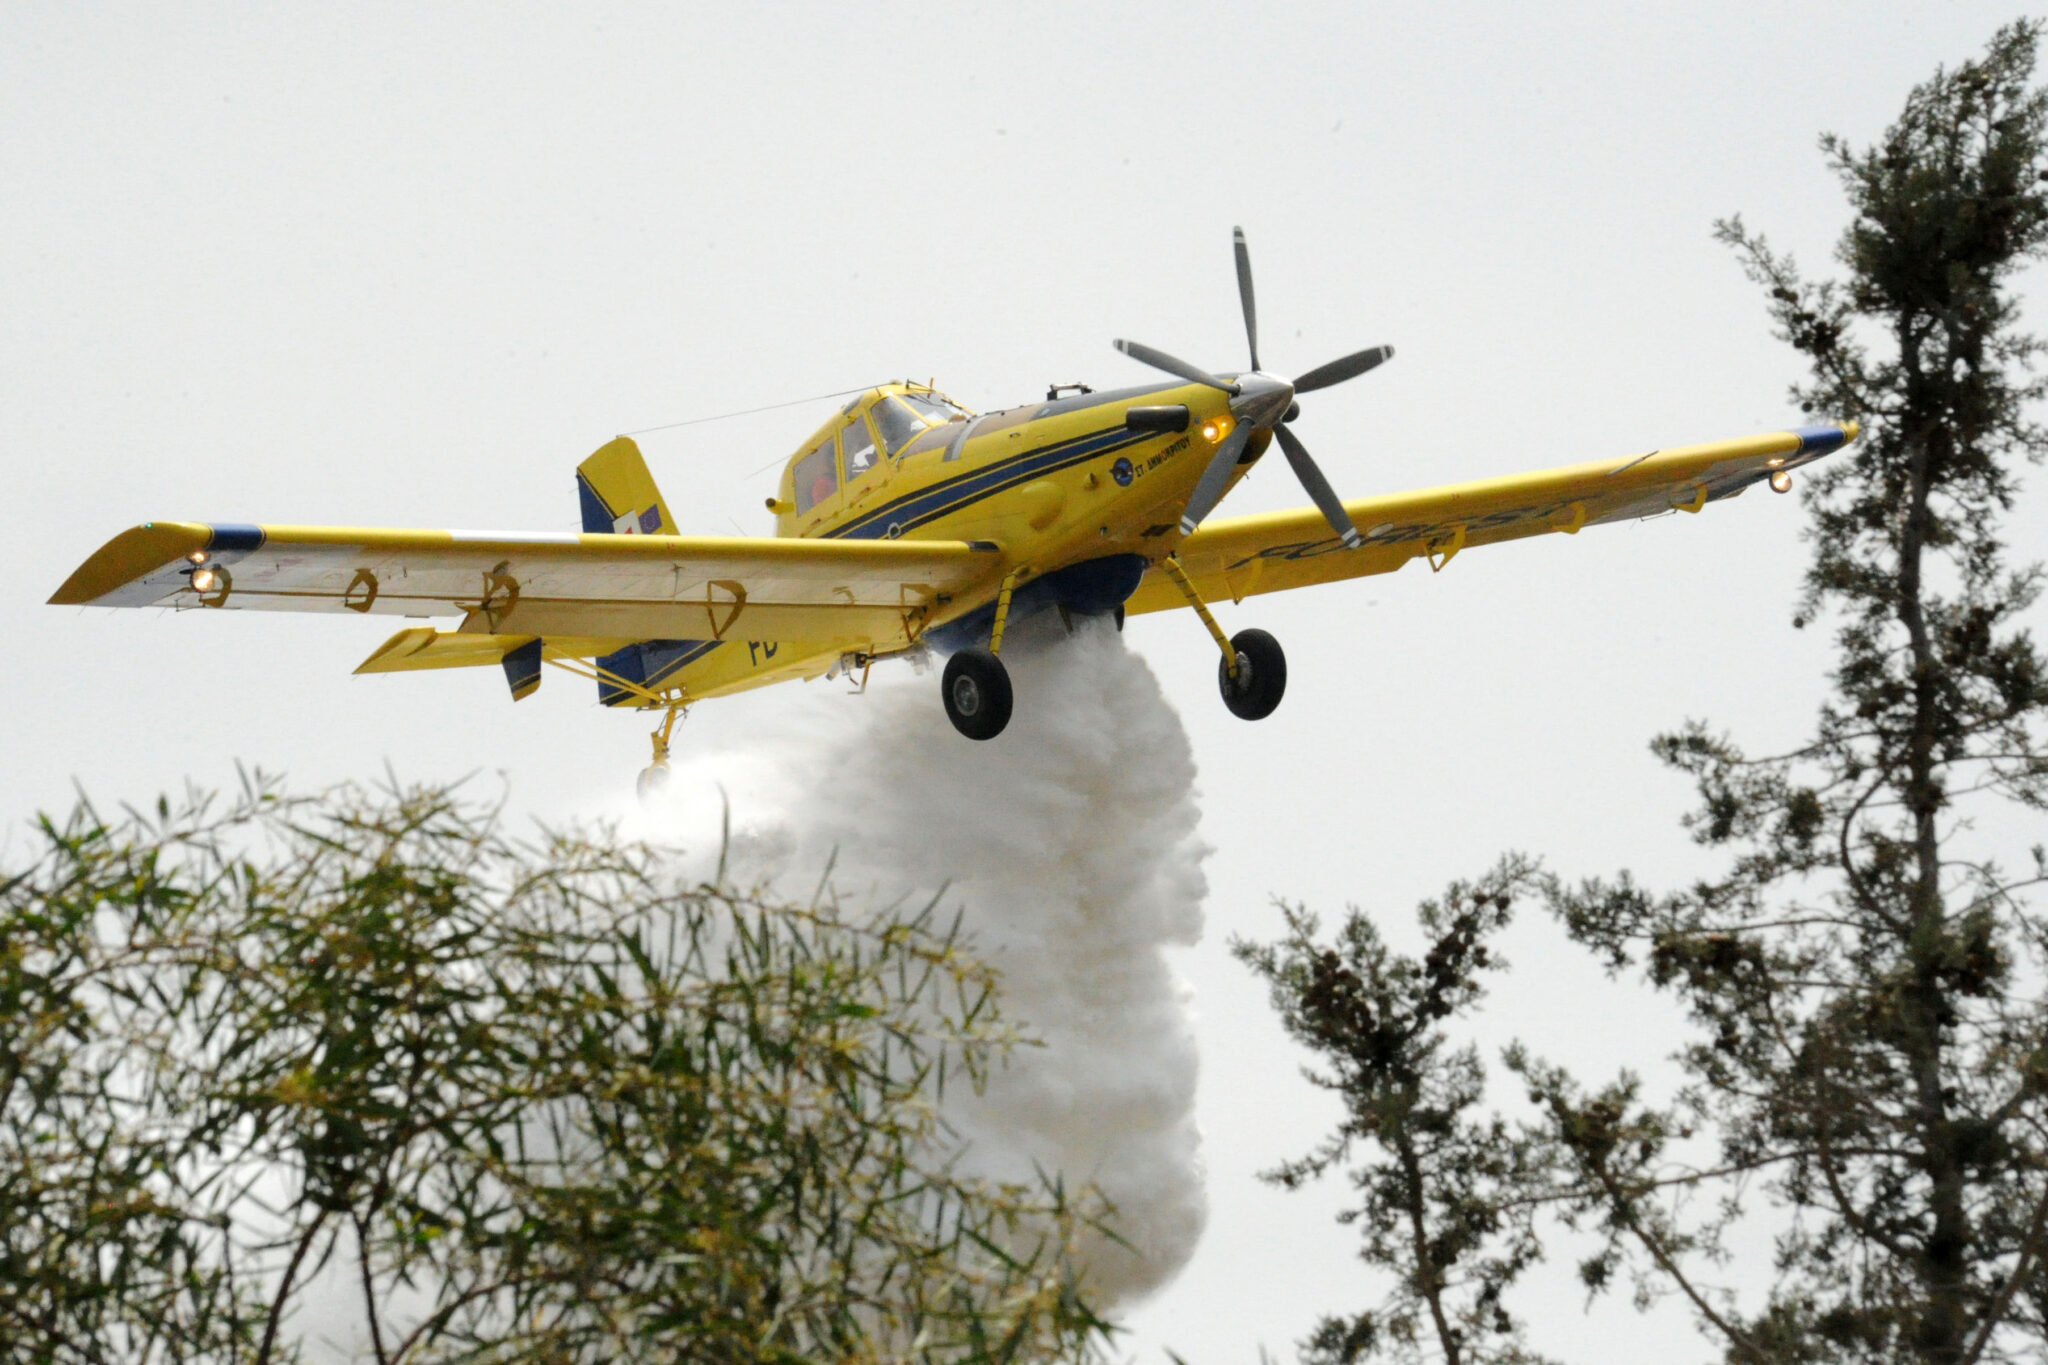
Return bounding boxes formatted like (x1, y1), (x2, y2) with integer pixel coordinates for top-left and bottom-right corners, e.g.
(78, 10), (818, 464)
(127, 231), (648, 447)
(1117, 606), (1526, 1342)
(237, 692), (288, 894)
(646, 614), (1211, 1305)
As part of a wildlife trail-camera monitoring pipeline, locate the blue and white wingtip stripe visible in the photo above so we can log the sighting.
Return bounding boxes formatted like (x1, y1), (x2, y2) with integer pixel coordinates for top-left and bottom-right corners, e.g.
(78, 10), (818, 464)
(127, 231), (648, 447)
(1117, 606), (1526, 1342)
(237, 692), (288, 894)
(206, 523), (266, 552)
(1792, 421), (1859, 456)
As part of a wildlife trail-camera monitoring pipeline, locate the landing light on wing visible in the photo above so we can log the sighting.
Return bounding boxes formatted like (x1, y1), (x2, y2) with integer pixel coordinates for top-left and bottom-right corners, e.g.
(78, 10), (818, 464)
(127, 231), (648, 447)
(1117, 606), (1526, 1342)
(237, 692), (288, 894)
(191, 567), (222, 593)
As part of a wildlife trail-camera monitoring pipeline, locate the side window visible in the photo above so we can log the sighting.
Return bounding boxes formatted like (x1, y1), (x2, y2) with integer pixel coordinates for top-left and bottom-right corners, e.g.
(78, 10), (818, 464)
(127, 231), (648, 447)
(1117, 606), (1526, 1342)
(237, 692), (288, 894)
(871, 397), (923, 457)
(842, 414), (880, 480)
(793, 437), (839, 514)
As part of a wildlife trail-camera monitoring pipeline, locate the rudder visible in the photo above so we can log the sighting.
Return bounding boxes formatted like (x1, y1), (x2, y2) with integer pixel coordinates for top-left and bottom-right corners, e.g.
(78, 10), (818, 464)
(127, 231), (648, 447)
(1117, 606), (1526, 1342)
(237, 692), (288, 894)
(577, 437), (677, 535)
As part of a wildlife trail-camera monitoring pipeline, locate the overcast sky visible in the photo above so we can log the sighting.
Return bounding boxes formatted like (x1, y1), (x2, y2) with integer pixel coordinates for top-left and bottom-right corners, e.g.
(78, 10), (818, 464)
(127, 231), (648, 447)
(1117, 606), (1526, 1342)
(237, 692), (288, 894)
(7, 4), (2046, 1361)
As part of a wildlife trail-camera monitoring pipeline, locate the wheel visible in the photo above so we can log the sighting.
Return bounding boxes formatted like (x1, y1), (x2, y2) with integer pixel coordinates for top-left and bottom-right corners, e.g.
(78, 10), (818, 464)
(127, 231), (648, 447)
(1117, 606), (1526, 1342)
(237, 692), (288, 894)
(1218, 628), (1286, 720)
(942, 647), (1013, 740)
(636, 762), (671, 802)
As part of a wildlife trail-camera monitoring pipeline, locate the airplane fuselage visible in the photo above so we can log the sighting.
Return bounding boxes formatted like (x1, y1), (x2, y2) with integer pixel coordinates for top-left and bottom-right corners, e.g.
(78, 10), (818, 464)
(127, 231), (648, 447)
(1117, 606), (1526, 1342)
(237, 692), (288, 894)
(652, 378), (1265, 702)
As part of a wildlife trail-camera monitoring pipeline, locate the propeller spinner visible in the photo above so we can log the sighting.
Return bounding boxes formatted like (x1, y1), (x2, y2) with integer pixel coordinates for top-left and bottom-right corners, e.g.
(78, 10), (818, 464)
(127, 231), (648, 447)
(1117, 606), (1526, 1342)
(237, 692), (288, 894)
(1114, 226), (1392, 545)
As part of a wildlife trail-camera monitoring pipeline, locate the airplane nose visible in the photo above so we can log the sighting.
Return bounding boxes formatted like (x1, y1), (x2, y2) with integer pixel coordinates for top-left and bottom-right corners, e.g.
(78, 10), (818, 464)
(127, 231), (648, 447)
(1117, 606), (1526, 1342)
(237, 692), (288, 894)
(1228, 371), (1296, 429)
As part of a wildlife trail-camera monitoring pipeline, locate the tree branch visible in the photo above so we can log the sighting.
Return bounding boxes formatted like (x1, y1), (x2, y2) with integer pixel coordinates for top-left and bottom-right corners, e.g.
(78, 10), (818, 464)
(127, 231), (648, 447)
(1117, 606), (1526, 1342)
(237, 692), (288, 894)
(1960, 1167), (2048, 1365)
(255, 1211), (330, 1365)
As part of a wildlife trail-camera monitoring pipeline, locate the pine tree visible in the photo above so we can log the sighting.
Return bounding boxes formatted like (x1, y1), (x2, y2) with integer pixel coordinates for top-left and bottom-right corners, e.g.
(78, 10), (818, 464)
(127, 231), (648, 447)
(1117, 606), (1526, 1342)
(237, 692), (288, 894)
(1240, 22), (2048, 1365)
(1539, 21), (2048, 1363)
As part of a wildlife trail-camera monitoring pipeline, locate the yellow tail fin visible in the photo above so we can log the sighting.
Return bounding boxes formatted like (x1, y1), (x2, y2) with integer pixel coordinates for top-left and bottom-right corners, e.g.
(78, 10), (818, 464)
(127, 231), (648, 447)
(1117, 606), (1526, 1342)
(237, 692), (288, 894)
(576, 437), (677, 535)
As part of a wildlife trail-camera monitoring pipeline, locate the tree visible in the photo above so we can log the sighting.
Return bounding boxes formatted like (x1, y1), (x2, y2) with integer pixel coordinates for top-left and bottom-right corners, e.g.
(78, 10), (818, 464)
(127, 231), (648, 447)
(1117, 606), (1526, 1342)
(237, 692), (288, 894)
(1233, 859), (1553, 1365)
(1240, 21), (2048, 1365)
(1542, 21), (2048, 1364)
(0, 775), (1112, 1363)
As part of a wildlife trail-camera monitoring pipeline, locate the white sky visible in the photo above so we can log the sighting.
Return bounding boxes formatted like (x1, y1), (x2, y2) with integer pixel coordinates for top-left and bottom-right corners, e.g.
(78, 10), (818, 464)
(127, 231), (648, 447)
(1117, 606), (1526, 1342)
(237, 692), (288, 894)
(7, 4), (2045, 1360)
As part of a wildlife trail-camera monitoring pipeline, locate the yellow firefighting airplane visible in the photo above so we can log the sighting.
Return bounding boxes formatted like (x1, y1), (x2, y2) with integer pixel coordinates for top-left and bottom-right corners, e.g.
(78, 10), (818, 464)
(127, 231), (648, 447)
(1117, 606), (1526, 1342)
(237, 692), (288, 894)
(53, 230), (1856, 795)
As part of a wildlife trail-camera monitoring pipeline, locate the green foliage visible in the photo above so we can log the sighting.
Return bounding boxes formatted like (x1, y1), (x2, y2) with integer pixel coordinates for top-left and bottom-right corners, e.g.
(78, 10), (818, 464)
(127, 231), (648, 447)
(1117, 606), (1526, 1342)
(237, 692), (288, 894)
(1242, 22), (2048, 1365)
(1232, 858), (1553, 1365)
(0, 775), (1111, 1363)
(1541, 20), (2048, 1365)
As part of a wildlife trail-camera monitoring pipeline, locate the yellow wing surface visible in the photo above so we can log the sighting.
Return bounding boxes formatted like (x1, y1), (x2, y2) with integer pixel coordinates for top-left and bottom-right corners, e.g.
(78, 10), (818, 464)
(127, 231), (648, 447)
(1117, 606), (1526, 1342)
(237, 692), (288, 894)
(1127, 421), (1858, 613)
(51, 521), (1001, 702)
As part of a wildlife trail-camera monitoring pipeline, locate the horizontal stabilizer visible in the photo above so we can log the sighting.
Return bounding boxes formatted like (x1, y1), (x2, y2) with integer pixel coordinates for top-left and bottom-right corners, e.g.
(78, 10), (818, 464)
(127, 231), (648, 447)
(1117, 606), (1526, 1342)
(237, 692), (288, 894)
(356, 628), (538, 675)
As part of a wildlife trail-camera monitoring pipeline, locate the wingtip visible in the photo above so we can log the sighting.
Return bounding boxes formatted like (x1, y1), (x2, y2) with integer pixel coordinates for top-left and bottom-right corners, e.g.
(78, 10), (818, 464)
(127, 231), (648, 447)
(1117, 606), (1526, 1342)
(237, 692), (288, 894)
(48, 521), (211, 606)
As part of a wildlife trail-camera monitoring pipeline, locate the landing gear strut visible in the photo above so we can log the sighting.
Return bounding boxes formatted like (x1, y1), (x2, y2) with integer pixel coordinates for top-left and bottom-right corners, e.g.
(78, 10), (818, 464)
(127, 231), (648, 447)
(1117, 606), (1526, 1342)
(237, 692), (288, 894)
(637, 704), (686, 801)
(943, 567), (1021, 740)
(1159, 554), (1287, 720)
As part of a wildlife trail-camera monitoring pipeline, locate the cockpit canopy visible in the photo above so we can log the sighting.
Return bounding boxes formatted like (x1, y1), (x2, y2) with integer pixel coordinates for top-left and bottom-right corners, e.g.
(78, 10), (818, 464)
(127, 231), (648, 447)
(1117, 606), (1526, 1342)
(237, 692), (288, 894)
(783, 384), (976, 517)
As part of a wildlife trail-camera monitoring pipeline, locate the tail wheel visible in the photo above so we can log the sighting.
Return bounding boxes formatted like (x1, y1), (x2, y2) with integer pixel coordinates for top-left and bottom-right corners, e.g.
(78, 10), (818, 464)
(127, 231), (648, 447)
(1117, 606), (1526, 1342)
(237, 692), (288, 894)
(1218, 628), (1286, 720)
(942, 647), (1013, 740)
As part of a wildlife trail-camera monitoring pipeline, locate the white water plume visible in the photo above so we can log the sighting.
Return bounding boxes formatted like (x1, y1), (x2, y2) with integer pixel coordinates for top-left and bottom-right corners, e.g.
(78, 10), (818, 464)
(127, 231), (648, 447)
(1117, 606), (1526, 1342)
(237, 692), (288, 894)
(636, 612), (1211, 1307)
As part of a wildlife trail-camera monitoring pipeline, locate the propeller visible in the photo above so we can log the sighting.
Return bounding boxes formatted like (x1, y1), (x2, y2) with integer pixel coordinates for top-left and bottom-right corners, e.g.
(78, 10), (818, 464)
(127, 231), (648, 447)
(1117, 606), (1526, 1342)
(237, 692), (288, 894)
(1295, 344), (1392, 394)
(1112, 339), (1237, 394)
(1177, 422), (1254, 534)
(1234, 226), (1259, 372)
(1115, 227), (1392, 545)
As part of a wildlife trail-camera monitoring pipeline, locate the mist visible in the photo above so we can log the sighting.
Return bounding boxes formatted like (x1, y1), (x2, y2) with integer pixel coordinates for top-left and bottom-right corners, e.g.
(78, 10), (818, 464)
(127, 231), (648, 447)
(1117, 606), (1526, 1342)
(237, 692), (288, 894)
(638, 612), (1212, 1307)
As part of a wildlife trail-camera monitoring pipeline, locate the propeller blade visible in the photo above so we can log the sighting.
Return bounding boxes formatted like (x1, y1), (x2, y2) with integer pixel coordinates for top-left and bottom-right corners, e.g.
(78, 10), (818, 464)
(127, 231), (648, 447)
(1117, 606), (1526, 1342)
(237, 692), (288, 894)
(1114, 339), (1238, 394)
(1178, 423), (1254, 535)
(1293, 344), (1394, 394)
(1274, 423), (1363, 549)
(1233, 226), (1259, 372)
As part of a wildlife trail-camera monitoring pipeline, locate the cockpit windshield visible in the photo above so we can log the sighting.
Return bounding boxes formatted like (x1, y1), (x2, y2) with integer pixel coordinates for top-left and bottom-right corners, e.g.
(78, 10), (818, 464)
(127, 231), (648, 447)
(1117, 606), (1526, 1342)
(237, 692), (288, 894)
(870, 398), (923, 458)
(872, 391), (974, 457)
(901, 392), (971, 424)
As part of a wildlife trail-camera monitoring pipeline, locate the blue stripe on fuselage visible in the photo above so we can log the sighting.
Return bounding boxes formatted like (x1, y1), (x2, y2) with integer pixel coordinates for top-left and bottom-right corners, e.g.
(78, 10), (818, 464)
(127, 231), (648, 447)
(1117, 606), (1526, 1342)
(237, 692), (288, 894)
(825, 425), (1148, 540)
(596, 637), (723, 706)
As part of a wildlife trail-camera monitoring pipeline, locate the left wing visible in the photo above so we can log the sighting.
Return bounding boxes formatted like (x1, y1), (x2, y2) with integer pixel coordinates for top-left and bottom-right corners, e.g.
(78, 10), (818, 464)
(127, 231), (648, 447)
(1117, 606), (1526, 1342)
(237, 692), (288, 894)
(1126, 422), (1857, 613)
(51, 521), (1000, 645)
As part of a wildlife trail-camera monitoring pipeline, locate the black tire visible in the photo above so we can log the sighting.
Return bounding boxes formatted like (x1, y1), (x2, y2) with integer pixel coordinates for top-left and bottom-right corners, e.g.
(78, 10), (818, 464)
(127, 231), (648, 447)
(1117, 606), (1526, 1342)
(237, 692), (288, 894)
(942, 647), (1013, 740)
(1218, 628), (1286, 720)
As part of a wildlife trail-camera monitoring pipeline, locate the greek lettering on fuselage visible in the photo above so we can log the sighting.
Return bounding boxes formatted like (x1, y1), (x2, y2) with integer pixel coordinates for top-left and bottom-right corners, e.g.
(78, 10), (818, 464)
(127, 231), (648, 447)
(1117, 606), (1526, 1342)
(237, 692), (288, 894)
(1221, 498), (1576, 570)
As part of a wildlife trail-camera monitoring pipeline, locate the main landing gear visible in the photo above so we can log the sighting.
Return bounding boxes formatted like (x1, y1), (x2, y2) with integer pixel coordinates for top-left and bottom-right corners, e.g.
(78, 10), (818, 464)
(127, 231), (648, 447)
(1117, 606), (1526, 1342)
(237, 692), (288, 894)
(1218, 627), (1286, 719)
(1159, 554), (1288, 721)
(939, 557), (1286, 739)
(943, 648), (1013, 740)
(637, 704), (686, 801)
(943, 568), (1022, 741)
